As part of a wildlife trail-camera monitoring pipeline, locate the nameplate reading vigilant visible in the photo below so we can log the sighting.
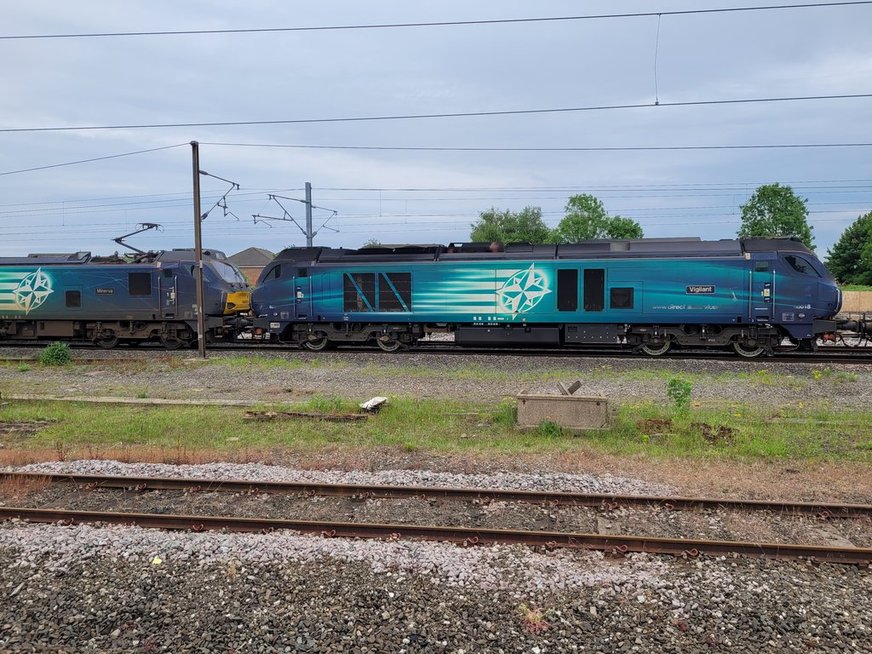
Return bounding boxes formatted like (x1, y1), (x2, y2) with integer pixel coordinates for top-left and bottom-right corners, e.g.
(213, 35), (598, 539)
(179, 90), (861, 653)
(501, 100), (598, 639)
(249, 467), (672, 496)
(686, 285), (715, 294)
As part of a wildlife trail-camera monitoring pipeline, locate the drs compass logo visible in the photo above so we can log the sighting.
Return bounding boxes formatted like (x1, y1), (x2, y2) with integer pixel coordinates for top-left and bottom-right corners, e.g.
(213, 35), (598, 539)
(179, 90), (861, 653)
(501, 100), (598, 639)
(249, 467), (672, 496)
(0, 268), (54, 314)
(496, 265), (551, 313)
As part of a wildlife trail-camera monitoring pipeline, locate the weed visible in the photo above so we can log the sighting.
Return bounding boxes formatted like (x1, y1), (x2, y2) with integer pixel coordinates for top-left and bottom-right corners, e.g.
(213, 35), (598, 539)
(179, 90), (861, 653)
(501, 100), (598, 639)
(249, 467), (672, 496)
(135, 390), (150, 399)
(517, 604), (550, 634)
(0, 473), (51, 499)
(666, 377), (693, 413)
(16, 364), (31, 372)
(492, 400), (517, 428)
(835, 371), (859, 383)
(38, 342), (72, 366)
(537, 420), (566, 438)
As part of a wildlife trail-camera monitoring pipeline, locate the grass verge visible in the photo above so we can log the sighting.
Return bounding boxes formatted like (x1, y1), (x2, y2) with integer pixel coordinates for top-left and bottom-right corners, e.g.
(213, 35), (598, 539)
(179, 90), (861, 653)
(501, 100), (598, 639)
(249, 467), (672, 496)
(0, 395), (869, 465)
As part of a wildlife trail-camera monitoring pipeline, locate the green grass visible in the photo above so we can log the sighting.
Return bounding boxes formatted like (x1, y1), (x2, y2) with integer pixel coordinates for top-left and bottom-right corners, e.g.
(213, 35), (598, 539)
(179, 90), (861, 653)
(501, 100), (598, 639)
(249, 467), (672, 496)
(1, 395), (869, 463)
(841, 284), (872, 291)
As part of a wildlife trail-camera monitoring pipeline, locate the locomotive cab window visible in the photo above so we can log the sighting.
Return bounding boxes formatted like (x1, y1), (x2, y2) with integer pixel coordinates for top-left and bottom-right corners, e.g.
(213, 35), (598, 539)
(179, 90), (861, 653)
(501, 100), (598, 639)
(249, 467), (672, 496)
(583, 269), (605, 312)
(557, 269), (578, 312)
(263, 264), (281, 282)
(128, 272), (152, 296)
(610, 287), (634, 309)
(784, 255), (820, 277)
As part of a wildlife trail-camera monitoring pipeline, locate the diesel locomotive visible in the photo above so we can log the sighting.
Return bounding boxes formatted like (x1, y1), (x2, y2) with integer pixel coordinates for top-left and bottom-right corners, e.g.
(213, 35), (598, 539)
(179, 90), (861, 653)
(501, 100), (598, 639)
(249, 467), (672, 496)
(250, 237), (847, 357)
(0, 249), (250, 349)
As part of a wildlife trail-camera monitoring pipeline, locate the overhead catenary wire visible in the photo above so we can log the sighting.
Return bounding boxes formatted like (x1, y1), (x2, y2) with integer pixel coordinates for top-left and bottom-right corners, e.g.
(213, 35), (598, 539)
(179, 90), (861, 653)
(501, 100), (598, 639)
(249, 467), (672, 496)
(2, 2), (870, 40)
(0, 143), (187, 177)
(2, 92), (872, 134)
(201, 141), (872, 152)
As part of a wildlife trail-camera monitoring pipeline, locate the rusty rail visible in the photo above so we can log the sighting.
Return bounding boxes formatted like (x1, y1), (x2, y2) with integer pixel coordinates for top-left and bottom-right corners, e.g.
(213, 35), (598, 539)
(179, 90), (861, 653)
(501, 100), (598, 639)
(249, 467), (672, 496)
(3, 472), (870, 519)
(1, 506), (869, 565)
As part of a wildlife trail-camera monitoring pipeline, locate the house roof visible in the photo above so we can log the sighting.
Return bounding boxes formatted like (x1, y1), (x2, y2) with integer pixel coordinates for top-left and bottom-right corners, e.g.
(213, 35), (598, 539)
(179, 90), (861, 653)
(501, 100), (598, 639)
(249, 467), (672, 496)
(228, 247), (275, 267)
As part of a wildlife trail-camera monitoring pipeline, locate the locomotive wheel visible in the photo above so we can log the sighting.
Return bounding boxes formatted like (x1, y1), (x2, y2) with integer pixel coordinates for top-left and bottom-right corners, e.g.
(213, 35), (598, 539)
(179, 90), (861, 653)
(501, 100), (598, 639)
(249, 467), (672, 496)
(733, 341), (766, 358)
(640, 340), (671, 356)
(376, 335), (403, 352)
(302, 334), (330, 351)
(95, 332), (119, 349)
(160, 335), (187, 351)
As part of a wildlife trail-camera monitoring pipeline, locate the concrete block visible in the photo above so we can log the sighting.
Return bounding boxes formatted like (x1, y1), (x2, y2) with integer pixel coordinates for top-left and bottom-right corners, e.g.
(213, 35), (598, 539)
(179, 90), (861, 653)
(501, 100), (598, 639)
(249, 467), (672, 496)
(516, 394), (609, 431)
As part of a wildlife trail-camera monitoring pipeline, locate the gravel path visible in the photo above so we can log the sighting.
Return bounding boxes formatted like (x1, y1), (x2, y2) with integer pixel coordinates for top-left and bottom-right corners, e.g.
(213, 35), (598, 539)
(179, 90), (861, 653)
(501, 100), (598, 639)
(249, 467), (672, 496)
(1, 520), (869, 652)
(2, 348), (870, 407)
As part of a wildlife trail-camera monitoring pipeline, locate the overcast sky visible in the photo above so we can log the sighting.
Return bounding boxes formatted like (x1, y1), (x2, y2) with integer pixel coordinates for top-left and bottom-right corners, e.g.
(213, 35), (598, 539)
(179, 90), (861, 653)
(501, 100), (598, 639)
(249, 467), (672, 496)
(2, 1), (871, 259)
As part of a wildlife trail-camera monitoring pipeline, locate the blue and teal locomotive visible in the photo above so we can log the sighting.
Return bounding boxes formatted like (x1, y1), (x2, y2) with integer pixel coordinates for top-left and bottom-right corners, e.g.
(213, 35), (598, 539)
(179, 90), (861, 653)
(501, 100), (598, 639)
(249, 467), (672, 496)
(0, 249), (250, 348)
(251, 237), (842, 357)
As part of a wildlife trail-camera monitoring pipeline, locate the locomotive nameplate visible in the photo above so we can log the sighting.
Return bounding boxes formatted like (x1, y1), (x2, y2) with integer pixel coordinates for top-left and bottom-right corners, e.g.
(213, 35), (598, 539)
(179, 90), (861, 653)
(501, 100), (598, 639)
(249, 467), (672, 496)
(95, 288), (115, 295)
(686, 285), (715, 294)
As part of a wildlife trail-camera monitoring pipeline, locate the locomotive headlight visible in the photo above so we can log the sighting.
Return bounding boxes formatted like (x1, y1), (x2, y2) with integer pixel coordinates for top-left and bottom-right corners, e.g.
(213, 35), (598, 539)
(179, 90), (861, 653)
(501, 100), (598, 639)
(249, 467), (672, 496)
(224, 290), (251, 314)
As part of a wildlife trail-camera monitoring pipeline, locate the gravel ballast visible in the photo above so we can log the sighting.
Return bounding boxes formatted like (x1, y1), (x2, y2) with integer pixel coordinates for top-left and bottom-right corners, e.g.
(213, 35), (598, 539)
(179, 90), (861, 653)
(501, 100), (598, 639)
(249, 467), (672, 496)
(11, 460), (676, 496)
(1, 348), (870, 407)
(1, 520), (870, 653)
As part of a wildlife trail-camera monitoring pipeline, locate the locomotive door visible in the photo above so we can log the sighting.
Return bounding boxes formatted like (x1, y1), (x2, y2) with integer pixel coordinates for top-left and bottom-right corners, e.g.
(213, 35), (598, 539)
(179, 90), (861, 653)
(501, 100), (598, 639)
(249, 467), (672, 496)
(295, 272), (313, 320)
(160, 268), (177, 318)
(749, 261), (774, 322)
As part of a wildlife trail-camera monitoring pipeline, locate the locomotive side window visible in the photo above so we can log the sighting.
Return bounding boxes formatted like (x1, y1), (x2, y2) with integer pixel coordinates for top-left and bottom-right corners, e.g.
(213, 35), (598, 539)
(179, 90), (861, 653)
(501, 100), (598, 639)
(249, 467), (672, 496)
(583, 269), (605, 312)
(65, 291), (81, 308)
(785, 255), (820, 277)
(610, 287), (634, 309)
(128, 272), (152, 296)
(378, 273), (412, 312)
(344, 273), (376, 312)
(297, 268), (308, 278)
(557, 269), (578, 311)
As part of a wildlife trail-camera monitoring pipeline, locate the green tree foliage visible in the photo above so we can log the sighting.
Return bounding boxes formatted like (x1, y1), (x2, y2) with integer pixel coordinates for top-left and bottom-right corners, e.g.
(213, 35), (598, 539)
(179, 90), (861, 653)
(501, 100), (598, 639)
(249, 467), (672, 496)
(738, 183), (814, 248)
(606, 215), (645, 239)
(469, 206), (552, 244)
(825, 211), (872, 285)
(362, 238), (382, 248)
(551, 194), (644, 243)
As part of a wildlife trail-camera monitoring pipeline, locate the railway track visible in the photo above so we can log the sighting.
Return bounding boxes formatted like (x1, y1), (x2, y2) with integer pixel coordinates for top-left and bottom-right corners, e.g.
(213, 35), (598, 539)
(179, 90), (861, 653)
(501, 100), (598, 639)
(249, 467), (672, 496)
(2, 473), (869, 565)
(4, 472), (871, 519)
(1, 506), (868, 566)
(1, 343), (871, 364)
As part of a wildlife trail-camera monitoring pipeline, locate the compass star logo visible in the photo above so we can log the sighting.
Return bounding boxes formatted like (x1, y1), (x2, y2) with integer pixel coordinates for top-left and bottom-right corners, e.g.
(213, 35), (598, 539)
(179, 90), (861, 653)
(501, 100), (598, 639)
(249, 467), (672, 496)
(497, 264), (551, 313)
(14, 268), (53, 314)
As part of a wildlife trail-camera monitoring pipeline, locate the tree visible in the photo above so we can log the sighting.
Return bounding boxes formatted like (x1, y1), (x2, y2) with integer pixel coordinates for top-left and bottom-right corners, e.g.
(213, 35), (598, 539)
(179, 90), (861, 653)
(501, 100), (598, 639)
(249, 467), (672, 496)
(738, 183), (814, 248)
(551, 194), (644, 243)
(362, 238), (382, 248)
(825, 211), (872, 285)
(469, 206), (552, 244)
(604, 215), (644, 239)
